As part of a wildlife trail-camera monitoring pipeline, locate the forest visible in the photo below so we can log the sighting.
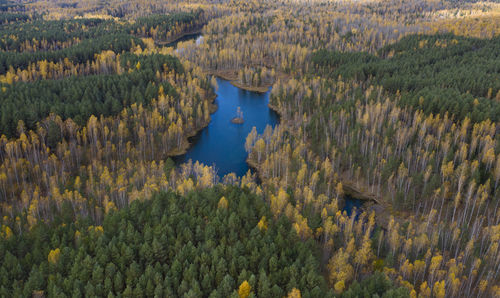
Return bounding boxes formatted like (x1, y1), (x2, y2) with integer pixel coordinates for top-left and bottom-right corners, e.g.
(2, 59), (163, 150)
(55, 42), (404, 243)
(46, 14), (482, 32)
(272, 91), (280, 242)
(311, 34), (500, 122)
(0, 185), (409, 297)
(0, 53), (185, 135)
(0, 0), (499, 297)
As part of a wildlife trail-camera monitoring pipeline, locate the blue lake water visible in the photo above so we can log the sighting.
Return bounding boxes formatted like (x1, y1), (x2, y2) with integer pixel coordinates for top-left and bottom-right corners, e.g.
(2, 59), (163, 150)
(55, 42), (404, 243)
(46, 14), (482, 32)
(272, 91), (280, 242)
(174, 78), (279, 177)
(344, 195), (364, 216)
(172, 34), (364, 212)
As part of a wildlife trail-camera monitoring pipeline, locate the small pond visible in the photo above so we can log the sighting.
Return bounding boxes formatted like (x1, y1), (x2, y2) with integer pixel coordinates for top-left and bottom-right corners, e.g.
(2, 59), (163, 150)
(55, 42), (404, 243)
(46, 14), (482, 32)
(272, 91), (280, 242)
(343, 195), (364, 216)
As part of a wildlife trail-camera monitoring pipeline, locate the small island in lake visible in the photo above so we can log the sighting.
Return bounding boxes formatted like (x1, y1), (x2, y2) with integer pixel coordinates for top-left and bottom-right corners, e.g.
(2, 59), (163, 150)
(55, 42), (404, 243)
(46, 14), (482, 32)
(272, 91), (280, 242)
(231, 106), (244, 124)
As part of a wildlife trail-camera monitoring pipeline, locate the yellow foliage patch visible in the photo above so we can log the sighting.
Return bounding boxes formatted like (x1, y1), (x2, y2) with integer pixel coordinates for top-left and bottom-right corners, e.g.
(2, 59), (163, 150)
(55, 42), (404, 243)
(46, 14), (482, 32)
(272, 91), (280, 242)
(218, 196), (228, 209)
(48, 248), (60, 264)
(238, 280), (251, 298)
(1, 225), (13, 239)
(257, 216), (268, 231)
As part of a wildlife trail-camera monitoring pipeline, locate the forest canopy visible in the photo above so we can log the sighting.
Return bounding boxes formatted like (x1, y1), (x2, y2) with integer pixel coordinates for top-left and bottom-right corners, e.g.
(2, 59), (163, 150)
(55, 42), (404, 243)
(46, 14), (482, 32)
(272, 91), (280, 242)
(0, 186), (341, 297)
(1, 0), (500, 297)
(0, 53), (182, 136)
(311, 34), (500, 122)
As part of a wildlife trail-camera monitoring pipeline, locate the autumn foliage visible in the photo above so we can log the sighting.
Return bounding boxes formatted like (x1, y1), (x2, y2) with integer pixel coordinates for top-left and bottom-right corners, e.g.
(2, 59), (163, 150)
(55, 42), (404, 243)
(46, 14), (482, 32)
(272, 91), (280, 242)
(0, 0), (499, 297)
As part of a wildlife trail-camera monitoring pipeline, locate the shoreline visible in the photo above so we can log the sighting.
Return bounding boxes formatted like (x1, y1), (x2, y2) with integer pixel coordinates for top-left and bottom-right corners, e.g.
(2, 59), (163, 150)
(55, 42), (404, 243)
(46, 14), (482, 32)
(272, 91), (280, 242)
(179, 59), (394, 228)
(207, 69), (271, 93)
(266, 96), (395, 228)
(155, 29), (203, 47)
(167, 91), (218, 157)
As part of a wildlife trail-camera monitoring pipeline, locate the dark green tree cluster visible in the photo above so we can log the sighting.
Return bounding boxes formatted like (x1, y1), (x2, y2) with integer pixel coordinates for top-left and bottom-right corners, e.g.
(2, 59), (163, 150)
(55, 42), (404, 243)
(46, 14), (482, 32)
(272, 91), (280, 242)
(0, 11), (204, 73)
(0, 53), (181, 136)
(311, 34), (500, 123)
(0, 186), (335, 297)
(0, 12), (30, 24)
(0, 11), (202, 52)
(341, 272), (409, 298)
(0, 18), (119, 51)
(0, 34), (144, 73)
(132, 10), (203, 39)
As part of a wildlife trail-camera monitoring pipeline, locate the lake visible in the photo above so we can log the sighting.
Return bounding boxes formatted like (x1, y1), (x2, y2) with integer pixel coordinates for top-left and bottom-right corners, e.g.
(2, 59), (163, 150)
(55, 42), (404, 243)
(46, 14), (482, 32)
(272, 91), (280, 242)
(172, 34), (364, 213)
(173, 78), (279, 177)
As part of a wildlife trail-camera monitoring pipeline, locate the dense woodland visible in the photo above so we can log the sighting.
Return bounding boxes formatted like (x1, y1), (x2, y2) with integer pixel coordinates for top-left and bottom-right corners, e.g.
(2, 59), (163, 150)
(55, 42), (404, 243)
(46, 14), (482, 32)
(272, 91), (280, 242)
(0, 187), (332, 297)
(311, 34), (500, 122)
(1, 53), (186, 135)
(0, 0), (499, 297)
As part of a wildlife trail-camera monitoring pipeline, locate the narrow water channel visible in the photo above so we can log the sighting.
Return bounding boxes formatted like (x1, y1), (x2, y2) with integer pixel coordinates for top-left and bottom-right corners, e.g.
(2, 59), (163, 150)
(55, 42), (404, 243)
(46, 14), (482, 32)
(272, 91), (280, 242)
(174, 78), (279, 177)
(167, 33), (203, 50)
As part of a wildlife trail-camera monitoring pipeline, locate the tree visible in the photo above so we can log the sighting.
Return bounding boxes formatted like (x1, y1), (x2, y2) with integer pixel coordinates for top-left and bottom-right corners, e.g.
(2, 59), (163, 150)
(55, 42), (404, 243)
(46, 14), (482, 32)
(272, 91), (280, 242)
(433, 280), (445, 298)
(46, 120), (61, 149)
(238, 281), (251, 298)
(254, 139), (266, 163)
(218, 196), (228, 209)
(257, 216), (268, 231)
(334, 281), (345, 294)
(48, 249), (60, 265)
(287, 288), (301, 298)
